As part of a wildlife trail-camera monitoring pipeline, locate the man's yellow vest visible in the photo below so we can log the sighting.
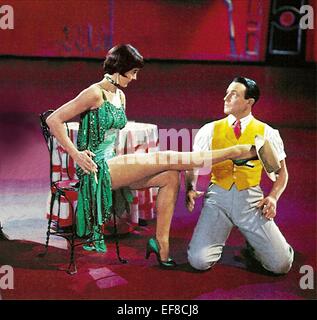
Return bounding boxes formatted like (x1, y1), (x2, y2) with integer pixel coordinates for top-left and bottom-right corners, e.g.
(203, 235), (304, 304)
(210, 117), (265, 191)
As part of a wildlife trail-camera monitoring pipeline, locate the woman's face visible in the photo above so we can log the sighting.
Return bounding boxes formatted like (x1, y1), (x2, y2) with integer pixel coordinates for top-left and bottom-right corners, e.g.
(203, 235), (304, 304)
(119, 68), (140, 87)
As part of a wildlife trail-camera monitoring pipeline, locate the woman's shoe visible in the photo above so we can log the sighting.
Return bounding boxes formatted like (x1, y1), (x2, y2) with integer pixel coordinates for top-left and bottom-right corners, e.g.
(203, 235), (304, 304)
(232, 159), (255, 168)
(145, 238), (177, 269)
(95, 238), (107, 253)
(232, 145), (257, 167)
(83, 226), (107, 253)
(83, 243), (96, 251)
(83, 240), (106, 253)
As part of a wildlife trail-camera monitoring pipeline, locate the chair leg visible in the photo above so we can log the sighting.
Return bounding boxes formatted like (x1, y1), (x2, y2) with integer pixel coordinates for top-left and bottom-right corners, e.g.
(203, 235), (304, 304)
(65, 198), (77, 274)
(113, 209), (128, 264)
(67, 233), (77, 275)
(38, 192), (56, 258)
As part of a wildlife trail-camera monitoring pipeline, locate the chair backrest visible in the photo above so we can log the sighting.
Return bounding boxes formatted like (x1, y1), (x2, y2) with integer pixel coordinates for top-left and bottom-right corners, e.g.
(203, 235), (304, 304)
(39, 110), (55, 185)
(39, 110), (79, 185)
(39, 110), (55, 146)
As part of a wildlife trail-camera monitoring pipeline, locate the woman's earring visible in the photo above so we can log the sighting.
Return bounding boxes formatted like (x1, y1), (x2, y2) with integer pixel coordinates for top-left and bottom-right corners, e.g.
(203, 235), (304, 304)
(116, 73), (120, 85)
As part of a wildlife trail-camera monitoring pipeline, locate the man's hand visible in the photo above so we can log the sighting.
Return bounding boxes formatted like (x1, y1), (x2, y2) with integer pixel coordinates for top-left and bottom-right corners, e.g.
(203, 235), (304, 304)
(257, 195), (277, 220)
(186, 190), (204, 212)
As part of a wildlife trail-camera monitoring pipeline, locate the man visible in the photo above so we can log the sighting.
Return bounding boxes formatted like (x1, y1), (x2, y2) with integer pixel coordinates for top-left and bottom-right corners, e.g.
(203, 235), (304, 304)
(186, 77), (293, 274)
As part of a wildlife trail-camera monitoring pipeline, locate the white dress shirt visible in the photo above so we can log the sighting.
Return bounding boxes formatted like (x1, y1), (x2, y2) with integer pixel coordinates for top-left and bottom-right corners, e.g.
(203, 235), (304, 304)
(193, 114), (286, 161)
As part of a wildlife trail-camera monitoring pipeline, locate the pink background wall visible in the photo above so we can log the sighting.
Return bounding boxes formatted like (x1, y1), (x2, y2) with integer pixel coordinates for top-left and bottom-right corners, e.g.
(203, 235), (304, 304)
(0, 1), (315, 125)
(306, 0), (317, 62)
(1, 0), (271, 61)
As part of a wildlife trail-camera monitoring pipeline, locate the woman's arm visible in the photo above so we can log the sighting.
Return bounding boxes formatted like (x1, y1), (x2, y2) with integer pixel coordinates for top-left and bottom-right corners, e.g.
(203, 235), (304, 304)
(46, 85), (102, 174)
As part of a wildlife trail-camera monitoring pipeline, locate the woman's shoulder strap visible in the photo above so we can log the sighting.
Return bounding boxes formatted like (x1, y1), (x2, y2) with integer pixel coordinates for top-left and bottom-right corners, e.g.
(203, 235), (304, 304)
(97, 84), (107, 101)
(118, 89), (125, 108)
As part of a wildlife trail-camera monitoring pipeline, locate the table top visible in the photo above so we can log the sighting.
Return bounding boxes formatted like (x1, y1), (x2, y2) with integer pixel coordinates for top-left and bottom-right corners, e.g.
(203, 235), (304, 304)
(50, 122), (158, 223)
(65, 121), (157, 131)
(122, 121), (157, 131)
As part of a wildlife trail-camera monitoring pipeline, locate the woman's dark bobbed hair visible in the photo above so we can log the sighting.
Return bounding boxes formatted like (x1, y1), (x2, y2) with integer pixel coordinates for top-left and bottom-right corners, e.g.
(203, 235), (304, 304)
(103, 44), (144, 76)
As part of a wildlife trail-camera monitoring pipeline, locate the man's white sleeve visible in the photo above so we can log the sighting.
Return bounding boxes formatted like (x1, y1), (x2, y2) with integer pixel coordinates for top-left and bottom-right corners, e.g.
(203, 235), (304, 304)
(193, 123), (214, 152)
(265, 126), (286, 161)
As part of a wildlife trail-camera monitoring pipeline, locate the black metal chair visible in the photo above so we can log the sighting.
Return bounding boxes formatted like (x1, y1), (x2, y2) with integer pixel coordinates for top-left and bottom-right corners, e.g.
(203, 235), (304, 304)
(0, 221), (9, 241)
(39, 110), (127, 275)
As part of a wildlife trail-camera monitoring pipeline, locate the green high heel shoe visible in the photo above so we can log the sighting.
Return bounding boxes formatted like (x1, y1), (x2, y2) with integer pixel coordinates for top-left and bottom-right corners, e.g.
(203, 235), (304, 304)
(83, 226), (107, 253)
(233, 145), (258, 168)
(232, 159), (255, 168)
(82, 243), (96, 251)
(145, 238), (177, 269)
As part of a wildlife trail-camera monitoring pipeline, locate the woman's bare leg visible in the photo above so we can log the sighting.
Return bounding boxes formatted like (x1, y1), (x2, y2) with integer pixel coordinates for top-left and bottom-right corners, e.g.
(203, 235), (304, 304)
(109, 145), (255, 189)
(129, 171), (180, 261)
(107, 145), (255, 262)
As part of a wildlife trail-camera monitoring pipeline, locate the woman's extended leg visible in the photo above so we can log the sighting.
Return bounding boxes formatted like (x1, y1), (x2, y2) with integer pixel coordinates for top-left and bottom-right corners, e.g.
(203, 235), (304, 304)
(128, 170), (180, 262)
(107, 145), (255, 265)
(108, 145), (255, 189)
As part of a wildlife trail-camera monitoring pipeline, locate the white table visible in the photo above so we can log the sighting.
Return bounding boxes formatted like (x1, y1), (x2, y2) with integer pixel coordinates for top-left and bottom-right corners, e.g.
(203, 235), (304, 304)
(46, 121), (159, 234)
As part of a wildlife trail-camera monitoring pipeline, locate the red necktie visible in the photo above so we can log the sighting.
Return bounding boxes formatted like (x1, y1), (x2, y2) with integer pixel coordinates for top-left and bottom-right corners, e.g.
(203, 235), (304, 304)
(233, 120), (241, 139)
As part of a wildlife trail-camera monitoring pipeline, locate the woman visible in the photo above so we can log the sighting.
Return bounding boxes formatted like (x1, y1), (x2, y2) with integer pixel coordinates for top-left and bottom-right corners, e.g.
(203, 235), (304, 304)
(47, 44), (255, 268)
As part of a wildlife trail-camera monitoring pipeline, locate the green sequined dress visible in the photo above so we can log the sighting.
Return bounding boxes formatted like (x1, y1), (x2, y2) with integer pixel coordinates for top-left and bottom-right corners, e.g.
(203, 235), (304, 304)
(76, 92), (132, 238)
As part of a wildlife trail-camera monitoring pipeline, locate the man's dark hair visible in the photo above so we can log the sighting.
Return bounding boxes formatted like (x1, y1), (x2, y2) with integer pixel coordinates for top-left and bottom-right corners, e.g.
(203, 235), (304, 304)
(103, 44), (144, 76)
(233, 76), (260, 105)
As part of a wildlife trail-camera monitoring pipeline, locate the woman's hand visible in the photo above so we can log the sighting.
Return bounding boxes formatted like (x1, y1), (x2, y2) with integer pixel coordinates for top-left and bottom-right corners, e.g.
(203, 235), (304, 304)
(73, 150), (98, 175)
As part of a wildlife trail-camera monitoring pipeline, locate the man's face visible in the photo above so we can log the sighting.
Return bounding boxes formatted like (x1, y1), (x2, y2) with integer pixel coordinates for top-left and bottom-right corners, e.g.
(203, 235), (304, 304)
(223, 81), (251, 118)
